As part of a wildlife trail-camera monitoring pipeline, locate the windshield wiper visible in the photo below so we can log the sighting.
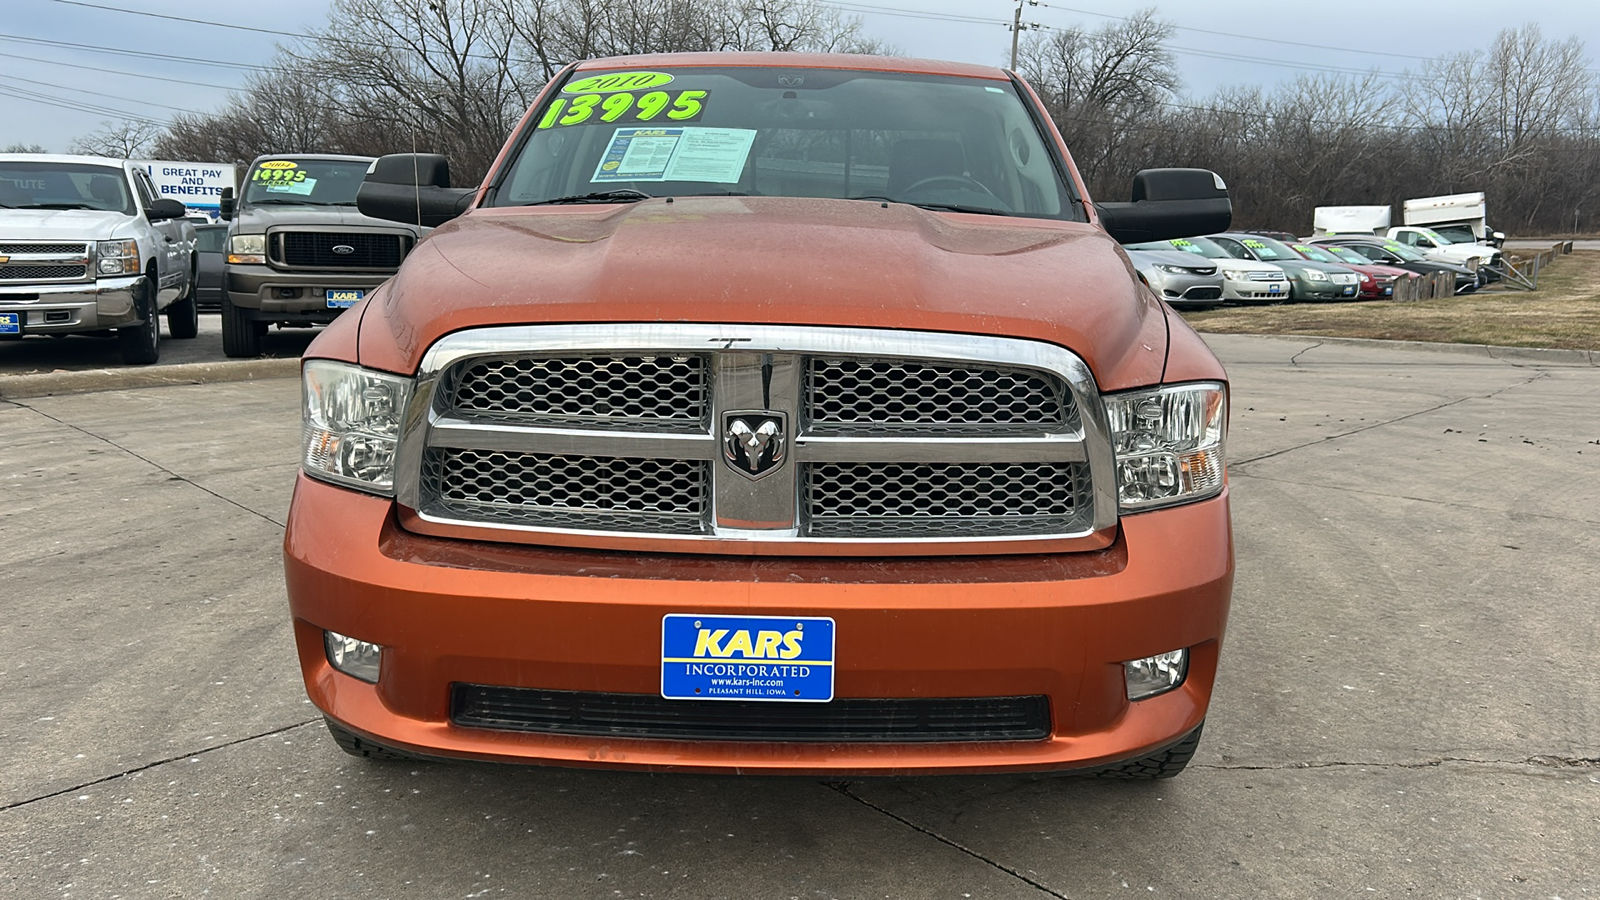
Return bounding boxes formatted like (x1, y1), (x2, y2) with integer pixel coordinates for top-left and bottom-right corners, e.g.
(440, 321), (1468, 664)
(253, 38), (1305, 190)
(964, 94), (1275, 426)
(249, 198), (341, 206)
(16, 202), (98, 210)
(848, 196), (1011, 217)
(526, 189), (652, 206)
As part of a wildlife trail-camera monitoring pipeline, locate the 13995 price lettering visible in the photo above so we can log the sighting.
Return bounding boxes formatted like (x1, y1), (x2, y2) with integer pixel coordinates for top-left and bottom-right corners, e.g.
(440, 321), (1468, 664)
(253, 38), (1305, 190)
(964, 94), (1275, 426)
(539, 90), (709, 129)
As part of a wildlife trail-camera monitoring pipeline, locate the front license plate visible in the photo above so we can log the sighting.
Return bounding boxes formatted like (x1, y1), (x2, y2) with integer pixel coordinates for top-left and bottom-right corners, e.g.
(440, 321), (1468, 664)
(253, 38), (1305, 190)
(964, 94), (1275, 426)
(1383, 286), (1394, 296)
(326, 289), (364, 308)
(1342, 286), (1357, 297)
(661, 614), (835, 702)
(0, 312), (19, 334)
(1269, 284), (1281, 294)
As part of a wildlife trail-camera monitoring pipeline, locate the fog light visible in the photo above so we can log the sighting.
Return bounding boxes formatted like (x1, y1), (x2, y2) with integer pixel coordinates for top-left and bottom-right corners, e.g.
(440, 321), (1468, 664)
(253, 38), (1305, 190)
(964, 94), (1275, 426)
(1124, 648), (1188, 700)
(325, 630), (382, 683)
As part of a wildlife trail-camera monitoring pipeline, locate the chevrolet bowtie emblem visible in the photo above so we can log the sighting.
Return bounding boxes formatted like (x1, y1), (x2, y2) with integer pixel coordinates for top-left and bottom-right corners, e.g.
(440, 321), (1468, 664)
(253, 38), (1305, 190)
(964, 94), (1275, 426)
(723, 412), (787, 479)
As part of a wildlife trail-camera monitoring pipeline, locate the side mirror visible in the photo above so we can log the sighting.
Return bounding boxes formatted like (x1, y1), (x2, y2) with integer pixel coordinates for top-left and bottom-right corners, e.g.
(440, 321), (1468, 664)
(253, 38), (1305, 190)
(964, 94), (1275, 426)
(1095, 168), (1232, 244)
(147, 198), (188, 221)
(219, 187), (234, 221)
(356, 153), (475, 227)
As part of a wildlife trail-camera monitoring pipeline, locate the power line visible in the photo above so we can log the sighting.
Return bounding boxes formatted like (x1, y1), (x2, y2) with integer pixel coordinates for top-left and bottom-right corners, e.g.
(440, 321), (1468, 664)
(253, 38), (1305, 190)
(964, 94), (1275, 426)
(0, 70), (214, 113)
(0, 50), (242, 90)
(0, 84), (169, 126)
(0, 34), (267, 70)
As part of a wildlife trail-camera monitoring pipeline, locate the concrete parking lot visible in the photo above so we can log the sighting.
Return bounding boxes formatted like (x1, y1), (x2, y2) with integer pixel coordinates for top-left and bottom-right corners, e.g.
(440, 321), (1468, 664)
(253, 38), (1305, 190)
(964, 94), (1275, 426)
(1, 334), (1596, 898)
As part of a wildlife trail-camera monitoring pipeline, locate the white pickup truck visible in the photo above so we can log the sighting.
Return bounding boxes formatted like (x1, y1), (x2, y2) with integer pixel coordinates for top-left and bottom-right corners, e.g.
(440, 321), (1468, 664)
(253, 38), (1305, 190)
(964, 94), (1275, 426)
(0, 154), (198, 364)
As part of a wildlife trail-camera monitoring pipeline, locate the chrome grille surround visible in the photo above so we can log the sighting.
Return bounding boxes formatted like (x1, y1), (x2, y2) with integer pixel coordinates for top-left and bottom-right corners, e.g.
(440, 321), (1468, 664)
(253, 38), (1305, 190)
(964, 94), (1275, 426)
(396, 324), (1119, 556)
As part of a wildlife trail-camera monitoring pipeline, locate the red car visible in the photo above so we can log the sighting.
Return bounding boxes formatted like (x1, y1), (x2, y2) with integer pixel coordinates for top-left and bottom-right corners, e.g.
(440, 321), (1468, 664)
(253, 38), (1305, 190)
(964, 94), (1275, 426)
(1286, 241), (1409, 299)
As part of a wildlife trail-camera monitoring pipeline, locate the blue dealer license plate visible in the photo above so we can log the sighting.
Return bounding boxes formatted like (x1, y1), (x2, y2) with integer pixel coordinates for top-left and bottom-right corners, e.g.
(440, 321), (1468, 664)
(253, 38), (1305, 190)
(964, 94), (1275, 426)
(326, 289), (364, 308)
(661, 614), (835, 702)
(0, 312), (18, 334)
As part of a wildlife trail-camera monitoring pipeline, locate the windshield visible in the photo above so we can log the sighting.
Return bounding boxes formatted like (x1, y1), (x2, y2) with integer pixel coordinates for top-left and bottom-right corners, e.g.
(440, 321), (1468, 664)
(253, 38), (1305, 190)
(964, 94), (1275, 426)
(1235, 236), (1299, 261)
(1379, 241), (1428, 262)
(1416, 227), (1455, 245)
(0, 161), (133, 213)
(1324, 245), (1376, 266)
(1128, 237), (1232, 259)
(493, 66), (1078, 219)
(242, 158), (372, 207)
(1289, 242), (1339, 263)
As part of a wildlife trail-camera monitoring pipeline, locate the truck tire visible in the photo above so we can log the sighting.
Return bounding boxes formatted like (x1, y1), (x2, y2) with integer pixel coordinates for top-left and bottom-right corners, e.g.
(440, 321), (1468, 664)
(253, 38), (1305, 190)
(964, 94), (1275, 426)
(1094, 722), (1204, 780)
(167, 256), (199, 339)
(324, 718), (413, 761)
(117, 273), (160, 365)
(220, 295), (264, 358)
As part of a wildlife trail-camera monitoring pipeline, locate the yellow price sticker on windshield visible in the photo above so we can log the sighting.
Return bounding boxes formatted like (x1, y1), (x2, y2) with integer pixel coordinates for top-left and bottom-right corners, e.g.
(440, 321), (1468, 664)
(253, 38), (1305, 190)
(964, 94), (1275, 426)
(258, 160), (297, 170)
(1243, 239), (1267, 249)
(539, 90), (709, 129)
(252, 167), (306, 183)
(563, 71), (674, 94)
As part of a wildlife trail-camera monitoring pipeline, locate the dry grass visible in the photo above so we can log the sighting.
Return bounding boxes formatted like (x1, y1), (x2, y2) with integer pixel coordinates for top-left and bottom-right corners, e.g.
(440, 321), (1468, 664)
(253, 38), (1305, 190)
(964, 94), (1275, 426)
(1180, 249), (1600, 351)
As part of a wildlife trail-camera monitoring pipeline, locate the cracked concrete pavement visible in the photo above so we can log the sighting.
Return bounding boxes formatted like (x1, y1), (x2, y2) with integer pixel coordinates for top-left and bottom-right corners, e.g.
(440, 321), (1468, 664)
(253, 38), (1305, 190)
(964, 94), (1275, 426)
(1, 335), (1596, 898)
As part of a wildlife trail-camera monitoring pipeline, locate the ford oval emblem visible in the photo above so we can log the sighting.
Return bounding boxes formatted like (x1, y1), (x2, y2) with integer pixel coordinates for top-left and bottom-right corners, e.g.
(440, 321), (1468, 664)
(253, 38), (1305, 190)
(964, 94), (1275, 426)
(331, 244), (355, 255)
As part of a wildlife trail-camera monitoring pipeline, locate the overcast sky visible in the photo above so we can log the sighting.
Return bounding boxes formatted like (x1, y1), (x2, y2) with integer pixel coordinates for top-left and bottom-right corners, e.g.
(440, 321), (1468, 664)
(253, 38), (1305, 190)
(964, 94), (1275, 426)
(4, 0), (1599, 154)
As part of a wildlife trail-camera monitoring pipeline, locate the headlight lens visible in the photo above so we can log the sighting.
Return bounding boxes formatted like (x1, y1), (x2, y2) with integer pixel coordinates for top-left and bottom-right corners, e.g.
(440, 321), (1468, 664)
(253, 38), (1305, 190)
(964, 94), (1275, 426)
(95, 239), (139, 275)
(1305, 269), (1329, 281)
(302, 360), (414, 495)
(1104, 382), (1227, 511)
(228, 233), (265, 265)
(1156, 264), (1188, 274)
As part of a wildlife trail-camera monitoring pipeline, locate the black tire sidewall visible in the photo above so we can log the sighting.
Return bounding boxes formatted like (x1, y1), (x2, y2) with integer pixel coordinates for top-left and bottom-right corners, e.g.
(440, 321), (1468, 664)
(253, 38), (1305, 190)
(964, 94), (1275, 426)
(220, 295), (262, 358)
(117, 274), (160, 365)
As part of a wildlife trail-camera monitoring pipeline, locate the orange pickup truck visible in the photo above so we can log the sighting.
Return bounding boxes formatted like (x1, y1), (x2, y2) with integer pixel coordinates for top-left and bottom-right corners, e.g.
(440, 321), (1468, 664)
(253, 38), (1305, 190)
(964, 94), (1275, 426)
(283, 52), (1234, 778)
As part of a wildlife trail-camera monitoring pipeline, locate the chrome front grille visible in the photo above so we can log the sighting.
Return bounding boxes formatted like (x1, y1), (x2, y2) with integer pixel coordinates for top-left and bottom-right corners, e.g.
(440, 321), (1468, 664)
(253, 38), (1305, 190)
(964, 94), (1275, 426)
(1248, 271), (1282, 281)
(805, 358), (1072, 434)
(449, 355), (706, 430)
(423, 448), (709, 534)
(399, 325), (1118, 555)
(804, 461), (1091, 537)
(0, 241), (91, 283)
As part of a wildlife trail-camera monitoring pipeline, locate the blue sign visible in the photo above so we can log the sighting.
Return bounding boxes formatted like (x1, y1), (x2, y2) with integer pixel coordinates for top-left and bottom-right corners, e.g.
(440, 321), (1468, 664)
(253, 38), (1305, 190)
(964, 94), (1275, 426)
(0, 312), (19, 334)
(661, 614), (835, 702)
(326, 289), (364, 309)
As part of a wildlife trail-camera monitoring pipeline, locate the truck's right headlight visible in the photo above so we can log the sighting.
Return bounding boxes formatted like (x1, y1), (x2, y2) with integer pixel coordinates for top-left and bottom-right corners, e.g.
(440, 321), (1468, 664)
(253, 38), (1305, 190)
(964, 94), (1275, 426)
(1104, 382), (1227, 511)
(96, 239), (140, 275)
(302, 360), (415, 495)
(228, 233), (265, 265)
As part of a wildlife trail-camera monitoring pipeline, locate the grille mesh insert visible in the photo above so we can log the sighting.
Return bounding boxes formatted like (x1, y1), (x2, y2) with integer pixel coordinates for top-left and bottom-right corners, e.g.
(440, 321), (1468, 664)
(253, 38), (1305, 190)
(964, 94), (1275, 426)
(805, 461), (1089, 537)
(278, 231), (407, 268)
(0, 264), (86, 281)
(0, 243), (86, 254)
(807, 358), (1070, 433)
(450, 355), (706, 429)
(424, 448), (708, 533)
(452, 686), (1052, 743)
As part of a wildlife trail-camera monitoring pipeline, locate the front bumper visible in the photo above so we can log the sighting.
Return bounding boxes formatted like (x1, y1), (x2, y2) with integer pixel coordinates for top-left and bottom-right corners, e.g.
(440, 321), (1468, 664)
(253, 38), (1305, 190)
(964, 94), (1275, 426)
(284, 474), (1234, 775)
(1222, 277), (1290, 301)
(0, 276), (143, 334)
(226, 263), (391, 322)
(1150, 272), (1224, 307)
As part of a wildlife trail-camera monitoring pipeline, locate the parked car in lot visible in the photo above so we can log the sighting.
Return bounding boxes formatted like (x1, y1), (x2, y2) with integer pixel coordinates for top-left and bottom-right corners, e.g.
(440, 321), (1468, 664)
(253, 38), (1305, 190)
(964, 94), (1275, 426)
(1126, 237), (1291, 302)
(1125, 247), (1225, 307)
(1282, 240), (1400, 299)
(285, 52), (1237, 779)
(1209, 233), (1361, 301)
(1387, 225), (1500, 280)
(1308, 236), (1478, 294)
(1316, 243), (1420, 296)
(218, 154), (425, 357)
(193, 222), (226, 312)
(0, 153), (197, 363)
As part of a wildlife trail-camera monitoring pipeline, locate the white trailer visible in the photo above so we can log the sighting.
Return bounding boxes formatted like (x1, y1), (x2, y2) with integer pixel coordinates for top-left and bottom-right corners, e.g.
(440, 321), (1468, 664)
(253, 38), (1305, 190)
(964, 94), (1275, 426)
(1402, 192), (1501, 246)
(1312, 205), (1391, 236)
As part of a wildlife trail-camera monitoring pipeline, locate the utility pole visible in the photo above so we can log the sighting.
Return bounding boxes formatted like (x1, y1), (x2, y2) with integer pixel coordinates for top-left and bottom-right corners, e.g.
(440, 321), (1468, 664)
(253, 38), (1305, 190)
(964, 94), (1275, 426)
(1011, 2), (1023, 71)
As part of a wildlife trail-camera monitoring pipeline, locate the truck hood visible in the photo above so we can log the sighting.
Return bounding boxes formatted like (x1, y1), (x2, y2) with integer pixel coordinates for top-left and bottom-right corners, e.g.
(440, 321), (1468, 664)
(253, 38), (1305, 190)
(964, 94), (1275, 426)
(352, 196), (1169, 390)
(234, 204), (423, 234)
(0, 207), (128, 239)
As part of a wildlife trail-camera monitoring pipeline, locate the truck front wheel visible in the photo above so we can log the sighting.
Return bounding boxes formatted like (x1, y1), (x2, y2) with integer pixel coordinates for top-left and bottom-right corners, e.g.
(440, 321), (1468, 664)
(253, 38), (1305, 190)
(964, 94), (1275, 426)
(117, 273), (160, 365)
(220, 296), (265, 358)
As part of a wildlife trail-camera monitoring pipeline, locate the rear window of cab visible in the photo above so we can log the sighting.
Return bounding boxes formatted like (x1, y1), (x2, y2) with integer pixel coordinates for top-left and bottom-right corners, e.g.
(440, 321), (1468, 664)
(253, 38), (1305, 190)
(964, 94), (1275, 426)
(491, 67), (1081, 220)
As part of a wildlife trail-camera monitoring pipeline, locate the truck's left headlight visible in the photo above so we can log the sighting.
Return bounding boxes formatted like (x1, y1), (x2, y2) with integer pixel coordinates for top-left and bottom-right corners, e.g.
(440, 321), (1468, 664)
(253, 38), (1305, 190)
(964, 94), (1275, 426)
(96, 239), (139, 275)
(302, 360), (414, 495)
(1104, 382), (1227, 511)
(227, 233), (265, 265)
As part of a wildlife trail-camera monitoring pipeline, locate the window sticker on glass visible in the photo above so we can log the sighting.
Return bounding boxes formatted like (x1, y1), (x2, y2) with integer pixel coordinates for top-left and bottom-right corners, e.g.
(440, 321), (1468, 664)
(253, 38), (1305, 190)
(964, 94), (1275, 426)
(563, 71), (675, 94)
(265, 177), (317, 195)
(592, 127), (757, 184)
(541, 90), (709, 129)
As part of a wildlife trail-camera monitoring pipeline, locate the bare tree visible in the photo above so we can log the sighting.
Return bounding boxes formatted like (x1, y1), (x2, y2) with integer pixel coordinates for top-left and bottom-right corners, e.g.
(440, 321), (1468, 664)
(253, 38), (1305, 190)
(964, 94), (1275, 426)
(3, 143), (48, 153)
(68, 120), (162, 158)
